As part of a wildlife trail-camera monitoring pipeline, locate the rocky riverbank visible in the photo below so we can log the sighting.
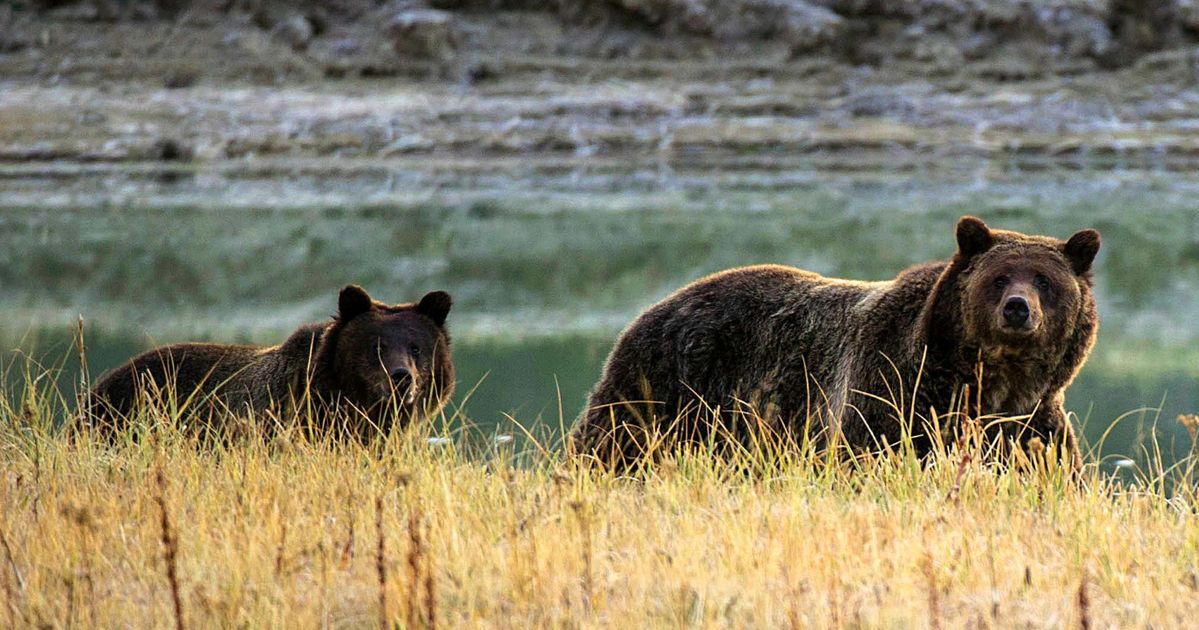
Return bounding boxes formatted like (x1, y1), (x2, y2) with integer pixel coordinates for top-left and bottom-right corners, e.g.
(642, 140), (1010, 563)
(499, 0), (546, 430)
(2, 1), (1199, 167)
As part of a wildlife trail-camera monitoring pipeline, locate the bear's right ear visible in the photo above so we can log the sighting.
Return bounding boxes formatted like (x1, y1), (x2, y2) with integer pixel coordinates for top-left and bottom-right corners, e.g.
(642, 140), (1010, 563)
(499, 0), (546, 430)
(416, 291), (452, 327)
(956, 215), (994, 259)
(1063, 229), (1101, 275)
(337, 285), (374, 322)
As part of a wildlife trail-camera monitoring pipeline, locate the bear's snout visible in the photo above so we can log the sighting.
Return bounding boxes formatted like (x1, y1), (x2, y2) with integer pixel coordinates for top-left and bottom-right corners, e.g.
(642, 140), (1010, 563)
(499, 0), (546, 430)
(995, 287), (1042, 335)
(390, 367), (412, 387)
(1002, 296), (1030, 328)
(387, 362), (420, 405)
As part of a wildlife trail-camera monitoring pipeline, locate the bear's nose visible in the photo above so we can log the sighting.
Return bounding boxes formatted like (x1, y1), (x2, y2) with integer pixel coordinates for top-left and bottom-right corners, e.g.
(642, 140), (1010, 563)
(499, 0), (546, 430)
(390, 367), (412, 385)
(1002, 296), (1030, 327)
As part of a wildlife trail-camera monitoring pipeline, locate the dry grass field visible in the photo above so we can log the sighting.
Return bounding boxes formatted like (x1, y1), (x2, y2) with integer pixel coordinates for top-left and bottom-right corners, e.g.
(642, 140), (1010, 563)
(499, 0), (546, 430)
(1, 354), (1197, 629)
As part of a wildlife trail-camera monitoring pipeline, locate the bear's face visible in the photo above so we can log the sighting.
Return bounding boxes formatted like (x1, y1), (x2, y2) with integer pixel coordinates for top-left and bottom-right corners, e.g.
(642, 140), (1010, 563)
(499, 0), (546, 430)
(953, 217), (1100, 358)
(329, 285), (452, 428)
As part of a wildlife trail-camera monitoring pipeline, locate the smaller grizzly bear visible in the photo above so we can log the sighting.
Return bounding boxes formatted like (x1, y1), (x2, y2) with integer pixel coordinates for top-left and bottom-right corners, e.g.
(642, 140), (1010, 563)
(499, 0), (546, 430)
(571, 216), (1101, 470)
(84, 285), (454, 439)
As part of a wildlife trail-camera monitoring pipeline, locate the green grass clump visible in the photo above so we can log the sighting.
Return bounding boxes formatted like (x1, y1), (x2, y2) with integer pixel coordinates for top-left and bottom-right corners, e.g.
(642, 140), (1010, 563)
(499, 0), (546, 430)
(1, 355), (1197, 629)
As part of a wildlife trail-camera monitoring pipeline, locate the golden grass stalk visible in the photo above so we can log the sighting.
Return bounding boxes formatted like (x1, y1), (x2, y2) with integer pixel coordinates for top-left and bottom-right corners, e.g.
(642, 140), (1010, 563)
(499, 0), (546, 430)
(1078, 569), (1091, 630)
(376, 495), (388, 630)
(406, 501), (424, 629)
(153, 466), (185, 630)
(424, 515), (437, 630)
(923, 553), (940, 630)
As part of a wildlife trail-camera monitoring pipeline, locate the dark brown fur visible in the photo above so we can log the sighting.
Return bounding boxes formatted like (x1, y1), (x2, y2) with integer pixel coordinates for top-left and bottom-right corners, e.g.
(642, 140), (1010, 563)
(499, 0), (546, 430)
(84, 285), (455, 440)
(570, 217), (1100, 470)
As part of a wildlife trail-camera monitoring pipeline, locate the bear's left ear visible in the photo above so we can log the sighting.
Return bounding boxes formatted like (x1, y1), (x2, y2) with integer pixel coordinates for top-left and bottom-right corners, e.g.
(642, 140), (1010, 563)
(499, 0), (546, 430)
(416, 291), (452, 327)
(956, 215), (994, 259)
(1063, 229), (1101, 275)
(338, 285), (374, 322)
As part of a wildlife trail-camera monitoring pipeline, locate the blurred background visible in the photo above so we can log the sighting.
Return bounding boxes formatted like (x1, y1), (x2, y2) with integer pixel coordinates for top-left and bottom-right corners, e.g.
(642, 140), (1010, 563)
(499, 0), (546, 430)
(1, 0), (1197, 469)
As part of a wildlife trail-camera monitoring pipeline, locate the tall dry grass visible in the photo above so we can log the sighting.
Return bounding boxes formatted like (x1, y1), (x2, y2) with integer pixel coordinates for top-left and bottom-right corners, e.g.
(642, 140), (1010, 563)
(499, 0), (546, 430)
(0, 349), (1197, 628)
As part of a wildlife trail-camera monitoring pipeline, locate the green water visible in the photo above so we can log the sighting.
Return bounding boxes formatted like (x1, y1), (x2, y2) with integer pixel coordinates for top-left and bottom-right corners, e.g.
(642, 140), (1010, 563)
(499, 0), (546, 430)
(2, 163), (1196, 471)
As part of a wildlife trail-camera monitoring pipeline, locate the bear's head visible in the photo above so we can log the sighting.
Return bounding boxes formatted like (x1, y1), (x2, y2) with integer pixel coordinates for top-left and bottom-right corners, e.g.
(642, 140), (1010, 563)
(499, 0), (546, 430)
(949, 216), (1100, 360)
(320, 285), (454, 431)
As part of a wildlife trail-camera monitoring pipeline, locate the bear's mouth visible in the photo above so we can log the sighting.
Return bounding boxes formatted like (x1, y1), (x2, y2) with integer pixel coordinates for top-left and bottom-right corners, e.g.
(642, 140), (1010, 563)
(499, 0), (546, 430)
(999, 321), (1036, 335)
(991, 324), (1041, 350)
(375, 381), (420, 408)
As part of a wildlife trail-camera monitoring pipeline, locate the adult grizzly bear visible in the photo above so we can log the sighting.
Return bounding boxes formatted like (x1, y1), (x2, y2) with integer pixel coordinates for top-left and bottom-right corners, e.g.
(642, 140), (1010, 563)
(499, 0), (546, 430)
(571, 216), (1100, 470)
(84, 285), (454, 440)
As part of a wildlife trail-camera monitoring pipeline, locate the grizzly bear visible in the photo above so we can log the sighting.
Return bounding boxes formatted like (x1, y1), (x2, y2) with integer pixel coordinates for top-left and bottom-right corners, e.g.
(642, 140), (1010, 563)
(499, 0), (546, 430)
(83, 285), (454, 440)
(570, 216), (1100, 470)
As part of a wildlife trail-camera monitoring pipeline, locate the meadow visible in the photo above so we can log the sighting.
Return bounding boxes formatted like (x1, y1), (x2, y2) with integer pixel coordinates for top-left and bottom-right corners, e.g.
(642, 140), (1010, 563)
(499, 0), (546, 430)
(2, 345), (1197, 629)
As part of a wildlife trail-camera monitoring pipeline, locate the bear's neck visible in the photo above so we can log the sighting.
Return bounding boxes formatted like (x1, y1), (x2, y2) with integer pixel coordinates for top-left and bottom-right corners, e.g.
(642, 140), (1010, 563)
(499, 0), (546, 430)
(271, 321), (341, 397)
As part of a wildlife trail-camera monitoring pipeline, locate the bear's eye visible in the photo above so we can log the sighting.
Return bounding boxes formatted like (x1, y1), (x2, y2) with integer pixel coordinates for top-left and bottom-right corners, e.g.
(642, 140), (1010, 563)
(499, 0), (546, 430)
(992, 276), (1009, 289)
(1034, 274), (1052, 292)
(409, 344), (421, 358)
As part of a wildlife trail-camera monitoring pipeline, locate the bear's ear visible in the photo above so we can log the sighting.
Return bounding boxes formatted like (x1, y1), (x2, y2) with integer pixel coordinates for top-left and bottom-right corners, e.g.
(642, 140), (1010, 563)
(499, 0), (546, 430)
(338, 285), (374, 322)
(955, 216), (994, 259)
(1063, 229), (1101, 275)
(416, 291), (452, 327)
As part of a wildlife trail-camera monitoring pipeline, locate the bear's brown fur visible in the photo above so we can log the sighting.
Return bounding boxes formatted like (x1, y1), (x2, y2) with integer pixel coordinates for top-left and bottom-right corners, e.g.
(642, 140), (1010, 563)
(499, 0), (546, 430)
(570, 216), (1101, 470)
(84, 285), (454, 439)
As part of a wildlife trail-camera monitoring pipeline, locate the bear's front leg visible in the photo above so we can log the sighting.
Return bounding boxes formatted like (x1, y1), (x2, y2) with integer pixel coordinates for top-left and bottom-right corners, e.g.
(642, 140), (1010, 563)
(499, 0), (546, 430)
(1030, 392), (1083, 472)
